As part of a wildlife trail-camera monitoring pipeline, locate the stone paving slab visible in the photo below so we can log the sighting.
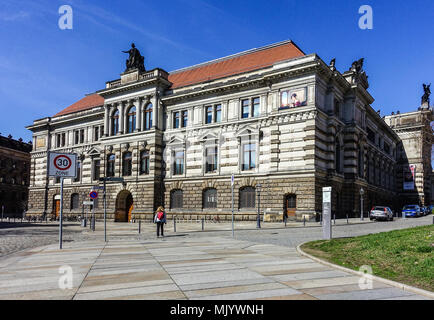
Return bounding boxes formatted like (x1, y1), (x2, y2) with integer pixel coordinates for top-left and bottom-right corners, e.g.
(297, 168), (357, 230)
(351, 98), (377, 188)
(0, 230), (431, 300)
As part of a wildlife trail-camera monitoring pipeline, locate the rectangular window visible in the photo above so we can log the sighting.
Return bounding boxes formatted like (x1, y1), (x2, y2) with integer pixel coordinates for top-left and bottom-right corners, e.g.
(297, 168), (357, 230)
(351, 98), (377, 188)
(205, 146), (218, 173)
(242, 142), (256, 171)
(252, 97), (260, 117)
(182, 110), (188, 128)
(215, 104), (222, 122)
(367, 128), (375, 144)
(74, 131), (79, 145)
(173, 150), (184, 175)
(56, 134), (60, 148)
(61, 133), (66, 147)
(206, 106), (213, 124)
(173, 112), (180, 129)
(79, 129), (85, 144)
(241, 99), (250, 118)
(93, 160), (100, 181)
(94, 127), (99, 141)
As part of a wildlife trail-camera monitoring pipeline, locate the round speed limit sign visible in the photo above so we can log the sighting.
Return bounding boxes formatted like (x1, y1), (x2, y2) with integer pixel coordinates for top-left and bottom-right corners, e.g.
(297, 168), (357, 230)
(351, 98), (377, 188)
(49, 152), (77, 177)
(54, 155), (72, 170)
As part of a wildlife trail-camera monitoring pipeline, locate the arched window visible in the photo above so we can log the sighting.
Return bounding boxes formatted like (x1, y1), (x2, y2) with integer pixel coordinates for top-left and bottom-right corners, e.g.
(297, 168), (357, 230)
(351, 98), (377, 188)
(122, 152), (132, 176)
(111, 110), (119, 135)
(170, 189), (183, 209)
(127, 106), (136, 133)
(144, 103), (153, 130)
(71, 193), (79, 210)
(203, 188), (217, 209)
(239, 187), (255, 209)
(140, 150), (150, 174)
(107, 154), (115, 177)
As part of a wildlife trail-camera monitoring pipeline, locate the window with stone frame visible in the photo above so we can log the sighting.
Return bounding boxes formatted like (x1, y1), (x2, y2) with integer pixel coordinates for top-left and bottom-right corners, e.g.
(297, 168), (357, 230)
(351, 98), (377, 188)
(242, 140), (256, 171)
(182, 110), (188, 128)
(92, 159), (100, 181)
(144, 103), (153, 130)
(203, 188), (217, 209)
(106, 154), (115, 177)
(79, 129), (85, 144)
(140, 150), (150, 174)
(94, 126), (100, 141)
(122, 152), (132, 176)
(70, 193), (80, 210)
(205, 146), (218, 173)
(173, 150), (184, 175)
(127, 106), (136, 133)
(205, 106), (213, 124)
(112, 110), (119, 135)
(170, 189), (183, 209)
(173, 111), (180, 129)
(239, 187), (256, 209)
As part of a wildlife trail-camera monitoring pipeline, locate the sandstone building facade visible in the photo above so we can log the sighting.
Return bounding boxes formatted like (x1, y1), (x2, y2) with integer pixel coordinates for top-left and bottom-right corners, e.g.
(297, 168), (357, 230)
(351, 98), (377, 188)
(0, 134), (32, 216)
(26, 40), (431, 221)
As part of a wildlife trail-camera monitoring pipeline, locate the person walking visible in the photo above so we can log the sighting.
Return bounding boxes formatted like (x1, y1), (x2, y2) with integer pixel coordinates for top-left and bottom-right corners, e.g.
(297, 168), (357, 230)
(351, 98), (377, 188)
(154, 206), (166, 238)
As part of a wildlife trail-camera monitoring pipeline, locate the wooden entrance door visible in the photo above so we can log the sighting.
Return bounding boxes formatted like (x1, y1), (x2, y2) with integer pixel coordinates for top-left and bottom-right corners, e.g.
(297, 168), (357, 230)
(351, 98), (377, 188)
(54, 200), (60, 218)
(285, 194), (296, 218)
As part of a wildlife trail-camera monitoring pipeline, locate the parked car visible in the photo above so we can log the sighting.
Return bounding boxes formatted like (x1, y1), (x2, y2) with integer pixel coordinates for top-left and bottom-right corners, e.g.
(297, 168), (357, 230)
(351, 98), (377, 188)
(402, 205), (421, 218)
(369, 206), (394, 221)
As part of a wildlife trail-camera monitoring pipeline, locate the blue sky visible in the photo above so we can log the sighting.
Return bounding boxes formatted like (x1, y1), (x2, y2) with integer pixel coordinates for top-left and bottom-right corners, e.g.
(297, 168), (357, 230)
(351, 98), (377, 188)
(0, 0), (433, 142)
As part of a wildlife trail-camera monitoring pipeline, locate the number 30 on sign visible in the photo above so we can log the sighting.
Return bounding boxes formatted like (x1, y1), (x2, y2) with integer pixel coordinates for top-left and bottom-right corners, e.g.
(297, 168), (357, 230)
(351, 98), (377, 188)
(48, 152), (77, 177)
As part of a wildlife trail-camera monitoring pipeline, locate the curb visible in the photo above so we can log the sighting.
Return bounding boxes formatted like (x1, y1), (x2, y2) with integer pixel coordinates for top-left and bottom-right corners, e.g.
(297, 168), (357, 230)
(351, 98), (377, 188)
(296, 243), (434, 300)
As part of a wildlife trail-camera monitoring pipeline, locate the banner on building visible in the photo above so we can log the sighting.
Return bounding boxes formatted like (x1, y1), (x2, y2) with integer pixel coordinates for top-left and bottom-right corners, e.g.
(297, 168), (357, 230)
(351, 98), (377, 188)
(403, 164), (416, 190)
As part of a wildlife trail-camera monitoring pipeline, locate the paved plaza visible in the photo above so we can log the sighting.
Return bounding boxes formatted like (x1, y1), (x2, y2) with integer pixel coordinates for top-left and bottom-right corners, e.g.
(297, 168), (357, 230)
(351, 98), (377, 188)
(0, 217), (432, 300)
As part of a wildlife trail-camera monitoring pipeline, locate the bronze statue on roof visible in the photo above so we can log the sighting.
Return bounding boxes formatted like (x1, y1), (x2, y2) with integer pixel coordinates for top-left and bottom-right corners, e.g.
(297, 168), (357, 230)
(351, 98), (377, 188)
(122, 43), (145, 72)
(421, 83), (431, 106)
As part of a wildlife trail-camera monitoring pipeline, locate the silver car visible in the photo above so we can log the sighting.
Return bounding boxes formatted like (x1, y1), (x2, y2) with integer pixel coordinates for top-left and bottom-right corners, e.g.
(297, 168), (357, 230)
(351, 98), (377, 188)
(369, 206), (394, 221)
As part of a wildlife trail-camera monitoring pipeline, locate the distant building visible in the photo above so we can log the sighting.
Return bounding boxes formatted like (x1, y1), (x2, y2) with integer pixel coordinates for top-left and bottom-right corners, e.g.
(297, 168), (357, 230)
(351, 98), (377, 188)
(26, 40), (432, 221)
(0, 135), (32, 216)
(384, 108), (433, 209)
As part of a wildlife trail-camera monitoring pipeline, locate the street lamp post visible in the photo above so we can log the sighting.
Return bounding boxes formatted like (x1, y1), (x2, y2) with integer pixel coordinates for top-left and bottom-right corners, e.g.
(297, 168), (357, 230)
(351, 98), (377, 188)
(256, 184), (262, 229)
(360, 188), (365, 221)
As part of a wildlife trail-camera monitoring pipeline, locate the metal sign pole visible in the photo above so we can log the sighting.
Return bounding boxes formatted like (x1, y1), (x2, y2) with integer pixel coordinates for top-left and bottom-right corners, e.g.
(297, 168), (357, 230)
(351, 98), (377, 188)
(59, 177), (64, 249)
(1, 205), (4, 222)
(231, 174), (234, 238)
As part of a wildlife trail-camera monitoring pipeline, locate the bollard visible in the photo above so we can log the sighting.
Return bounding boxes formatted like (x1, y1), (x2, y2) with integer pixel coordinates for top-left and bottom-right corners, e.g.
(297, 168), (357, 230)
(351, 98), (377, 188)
(432, 216), (434, 225)
(174, 218), (176, 232)
(201, 218), (204, 231)
(346, 214), (349, 224)
(138, 220), (141, 234)
(303, 216), (306, 227)
(284, 216), (287, 227)
(333, 214), (336, 225)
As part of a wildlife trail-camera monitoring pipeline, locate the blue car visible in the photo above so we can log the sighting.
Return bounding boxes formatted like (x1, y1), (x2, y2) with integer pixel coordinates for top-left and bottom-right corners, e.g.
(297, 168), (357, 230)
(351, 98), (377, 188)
(402, 205), (421, 218)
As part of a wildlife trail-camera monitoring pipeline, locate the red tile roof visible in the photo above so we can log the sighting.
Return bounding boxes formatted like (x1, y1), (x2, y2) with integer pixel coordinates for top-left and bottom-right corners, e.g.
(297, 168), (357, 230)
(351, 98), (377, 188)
(168, 41), (304, 89)
(53, 41), (304, 117)
(53, 94), (105, 117)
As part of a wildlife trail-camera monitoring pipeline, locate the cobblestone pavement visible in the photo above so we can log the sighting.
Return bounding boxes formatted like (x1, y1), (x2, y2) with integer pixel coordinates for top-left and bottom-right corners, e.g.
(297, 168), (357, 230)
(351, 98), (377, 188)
(0, 222), (93, 258)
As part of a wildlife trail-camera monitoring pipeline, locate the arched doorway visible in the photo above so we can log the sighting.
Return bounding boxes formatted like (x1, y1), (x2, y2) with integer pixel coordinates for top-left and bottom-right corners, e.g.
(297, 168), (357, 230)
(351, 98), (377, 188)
(115, 190), (133, 222)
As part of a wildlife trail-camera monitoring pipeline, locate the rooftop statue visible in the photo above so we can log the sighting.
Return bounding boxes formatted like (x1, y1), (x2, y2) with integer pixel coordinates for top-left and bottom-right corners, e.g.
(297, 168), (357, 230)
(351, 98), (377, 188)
(421, 83), (431, 106)
(350, 58), (364, 74)
(122, 43), (145, 72)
